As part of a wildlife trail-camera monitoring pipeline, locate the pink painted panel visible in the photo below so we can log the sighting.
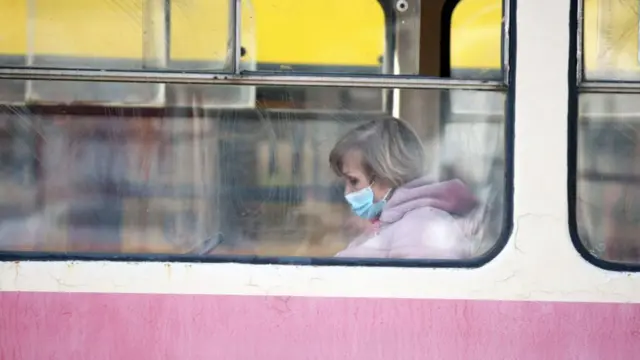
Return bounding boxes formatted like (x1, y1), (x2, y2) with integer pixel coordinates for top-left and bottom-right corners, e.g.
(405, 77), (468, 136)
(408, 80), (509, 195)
(0, 292), (639, 360)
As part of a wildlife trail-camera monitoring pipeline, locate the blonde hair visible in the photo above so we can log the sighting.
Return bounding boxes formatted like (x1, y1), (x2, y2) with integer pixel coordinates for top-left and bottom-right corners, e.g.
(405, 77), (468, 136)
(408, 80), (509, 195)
(329, 117), (425, 187)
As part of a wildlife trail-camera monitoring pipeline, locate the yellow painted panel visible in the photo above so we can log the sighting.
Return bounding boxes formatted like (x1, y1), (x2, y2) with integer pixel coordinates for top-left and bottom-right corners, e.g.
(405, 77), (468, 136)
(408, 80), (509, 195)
(169, 0), (229, 61)
(250, 0), (384, 66)
(0, 0), (231, 62)
(0, 0), (27, 55)
(0, 0), (383, 65)
(451, 0), (502, 69)
(583, 0), (640, 75)
(29, 0), (145, 58)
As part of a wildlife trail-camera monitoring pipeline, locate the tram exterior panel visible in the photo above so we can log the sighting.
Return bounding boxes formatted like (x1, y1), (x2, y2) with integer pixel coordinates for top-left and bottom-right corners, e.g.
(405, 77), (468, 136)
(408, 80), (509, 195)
(1, 0), (640, 358)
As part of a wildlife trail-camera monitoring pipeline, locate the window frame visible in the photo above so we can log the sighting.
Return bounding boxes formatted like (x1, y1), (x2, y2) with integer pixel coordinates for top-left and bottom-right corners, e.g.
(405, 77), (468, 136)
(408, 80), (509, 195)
(569, 0), (640, 271)
(0, 0), (515, 268)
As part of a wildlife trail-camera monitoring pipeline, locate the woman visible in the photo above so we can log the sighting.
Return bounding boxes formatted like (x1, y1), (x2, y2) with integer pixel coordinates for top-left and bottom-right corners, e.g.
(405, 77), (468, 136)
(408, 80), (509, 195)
(329, 117), (478, 259)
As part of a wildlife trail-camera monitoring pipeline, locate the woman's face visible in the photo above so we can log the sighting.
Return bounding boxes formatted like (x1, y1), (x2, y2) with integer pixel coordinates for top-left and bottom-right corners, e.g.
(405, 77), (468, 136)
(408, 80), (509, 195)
(340, 150), (391, 202)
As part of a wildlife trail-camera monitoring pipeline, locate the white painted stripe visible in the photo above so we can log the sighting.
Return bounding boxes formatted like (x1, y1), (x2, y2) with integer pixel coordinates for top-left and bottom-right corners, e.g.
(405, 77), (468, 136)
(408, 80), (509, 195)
(2, 0), (639, 304)
(0, 249), (637, 303)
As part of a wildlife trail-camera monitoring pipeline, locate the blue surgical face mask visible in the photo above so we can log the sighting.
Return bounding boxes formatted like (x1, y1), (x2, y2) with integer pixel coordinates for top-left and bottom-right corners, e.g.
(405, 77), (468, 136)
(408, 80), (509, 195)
(345, 184), (389, 220)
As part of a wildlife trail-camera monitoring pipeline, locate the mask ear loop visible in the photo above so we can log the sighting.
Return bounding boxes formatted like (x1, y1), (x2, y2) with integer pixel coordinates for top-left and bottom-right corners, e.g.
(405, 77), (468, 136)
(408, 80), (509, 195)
(381, 188), (393, 201)
(369, 175), (394, 202)
(368, 174), (376, 189)
(371, 177), (393, 202)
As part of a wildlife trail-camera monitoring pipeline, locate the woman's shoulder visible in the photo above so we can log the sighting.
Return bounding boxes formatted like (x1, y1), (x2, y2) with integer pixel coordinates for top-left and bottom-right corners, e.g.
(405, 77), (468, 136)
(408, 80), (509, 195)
(384, 207), (471, 259)
(393, 206), (460, 228)
(393, 207), (464, 239)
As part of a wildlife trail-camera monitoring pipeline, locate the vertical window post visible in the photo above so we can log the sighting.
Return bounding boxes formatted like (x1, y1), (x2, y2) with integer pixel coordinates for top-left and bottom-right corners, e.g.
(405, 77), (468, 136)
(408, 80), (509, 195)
(229, 0), (242, 74)
(393, 0), (443, 176)
(142, 0), (169, 70)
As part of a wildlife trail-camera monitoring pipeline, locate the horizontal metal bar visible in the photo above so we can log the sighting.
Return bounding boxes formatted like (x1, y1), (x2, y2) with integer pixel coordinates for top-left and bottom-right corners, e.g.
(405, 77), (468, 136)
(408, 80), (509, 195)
(0, 67), (506, 90)
(580, 81), (640, 93)
(580, 171), (640, 185)
(0, 106), (505, 126)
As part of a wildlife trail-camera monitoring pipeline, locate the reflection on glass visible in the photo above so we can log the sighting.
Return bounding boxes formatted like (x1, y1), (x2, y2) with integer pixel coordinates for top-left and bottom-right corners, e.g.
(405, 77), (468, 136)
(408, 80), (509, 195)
(0, 82), (505, 259)
(577, 93), (640, 263)
(583, 0), (640, 80)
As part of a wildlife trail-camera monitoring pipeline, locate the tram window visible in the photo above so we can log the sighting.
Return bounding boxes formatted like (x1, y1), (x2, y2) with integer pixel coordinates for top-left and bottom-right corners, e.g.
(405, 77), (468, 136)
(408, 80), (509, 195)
(0, 0), (503, 79)
(251, 0), (385, 74)
(582, 0), (640, 80)
(0, 0), (243, 72)
(576, 0), (640, 265)
(254, 0), (502, 77)
(576, 94), (640, 263)
(0, 81), (506, 260)
(450, 0), (502, 80)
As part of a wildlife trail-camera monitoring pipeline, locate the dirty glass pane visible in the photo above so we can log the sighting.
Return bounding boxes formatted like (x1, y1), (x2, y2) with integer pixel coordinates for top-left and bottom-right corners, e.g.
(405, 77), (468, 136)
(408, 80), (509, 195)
(250, 0), (387, 74)
(0, 0), (503, 78)
(0, 0), (260, 105)
(0, 81), (505, 260)
(450, 0), (503, 80)
(251, 0), (503, 77)
(583, 0), (640, 80)
(0, 0), (240, 72)
(577, 93), (640, 264)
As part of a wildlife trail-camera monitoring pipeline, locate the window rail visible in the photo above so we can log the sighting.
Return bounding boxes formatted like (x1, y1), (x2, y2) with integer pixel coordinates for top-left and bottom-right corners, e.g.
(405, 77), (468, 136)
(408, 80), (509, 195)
(0, 67), (506, 90)
(580, 81), (640, 94)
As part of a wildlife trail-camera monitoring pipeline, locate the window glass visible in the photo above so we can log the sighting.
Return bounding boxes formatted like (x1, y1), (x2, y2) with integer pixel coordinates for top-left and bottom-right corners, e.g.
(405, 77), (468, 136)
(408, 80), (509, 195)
(0, 81), (506, 259)
(0, 0), (504, 78)
(577, 93), (640, 263)
(450, 0), (503, 80)
(257, 0), (504, 77)
(583, 0), (640, 80)
(0, 0), (238, 72)
(252, 0), (385, 74)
